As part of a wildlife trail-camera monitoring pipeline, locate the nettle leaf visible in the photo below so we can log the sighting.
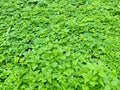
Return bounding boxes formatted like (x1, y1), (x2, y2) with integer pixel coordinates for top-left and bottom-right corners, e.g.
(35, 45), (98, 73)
(32, 64), (38, 70)
(104, 85), (111, 90)
(87, 63), (96, 70)
(68, 76), (74, 84)
(89, 80), (98, 86)
(111, 78), (119, 86)
(98, 71), (106, 77)
(103, 77), (110, 85)
(51, 62), (58, 68)
(82, 73), (91, 83)
(91, 75), (98, 81)
(99, 78), (104, 86)
(63, 69), (74, 76)
(82, 84), (89, 90)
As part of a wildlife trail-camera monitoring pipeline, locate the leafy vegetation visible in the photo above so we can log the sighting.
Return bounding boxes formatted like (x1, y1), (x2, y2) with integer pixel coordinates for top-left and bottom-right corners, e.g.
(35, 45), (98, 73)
(0, 0), (120, 90)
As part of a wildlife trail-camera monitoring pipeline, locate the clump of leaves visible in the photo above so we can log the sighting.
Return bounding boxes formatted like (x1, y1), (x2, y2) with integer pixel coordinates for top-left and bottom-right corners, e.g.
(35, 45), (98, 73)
(0, 0), (120, 90)
(80, 61), (120, 90)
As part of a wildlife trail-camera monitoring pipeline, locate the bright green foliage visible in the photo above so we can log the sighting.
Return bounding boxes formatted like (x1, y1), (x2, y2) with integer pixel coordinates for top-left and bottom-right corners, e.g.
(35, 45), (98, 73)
(0, 0), (120, 90)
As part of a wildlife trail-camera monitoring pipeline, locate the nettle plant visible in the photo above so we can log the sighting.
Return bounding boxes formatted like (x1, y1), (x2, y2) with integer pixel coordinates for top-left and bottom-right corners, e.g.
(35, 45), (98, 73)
(0, 0), (120, 90)
(79, 61), (120, 90)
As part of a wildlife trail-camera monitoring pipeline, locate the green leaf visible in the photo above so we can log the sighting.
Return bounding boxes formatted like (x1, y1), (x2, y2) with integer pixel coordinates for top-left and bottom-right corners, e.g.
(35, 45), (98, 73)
(111, 78), (119, 86)
(82, 84), (89, 90)
(52, 62), (58, 68)
(104, 85), (111, 90)
(63, 69), (74, 76)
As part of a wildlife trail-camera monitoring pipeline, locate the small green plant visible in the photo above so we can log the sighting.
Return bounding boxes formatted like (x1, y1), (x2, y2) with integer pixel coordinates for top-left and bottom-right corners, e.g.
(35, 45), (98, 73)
(0, 0), (120, 89)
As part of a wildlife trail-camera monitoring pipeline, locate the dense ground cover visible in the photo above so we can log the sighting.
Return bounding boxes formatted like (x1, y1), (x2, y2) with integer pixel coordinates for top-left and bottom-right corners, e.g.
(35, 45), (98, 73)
(0, 0), (120, 90)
